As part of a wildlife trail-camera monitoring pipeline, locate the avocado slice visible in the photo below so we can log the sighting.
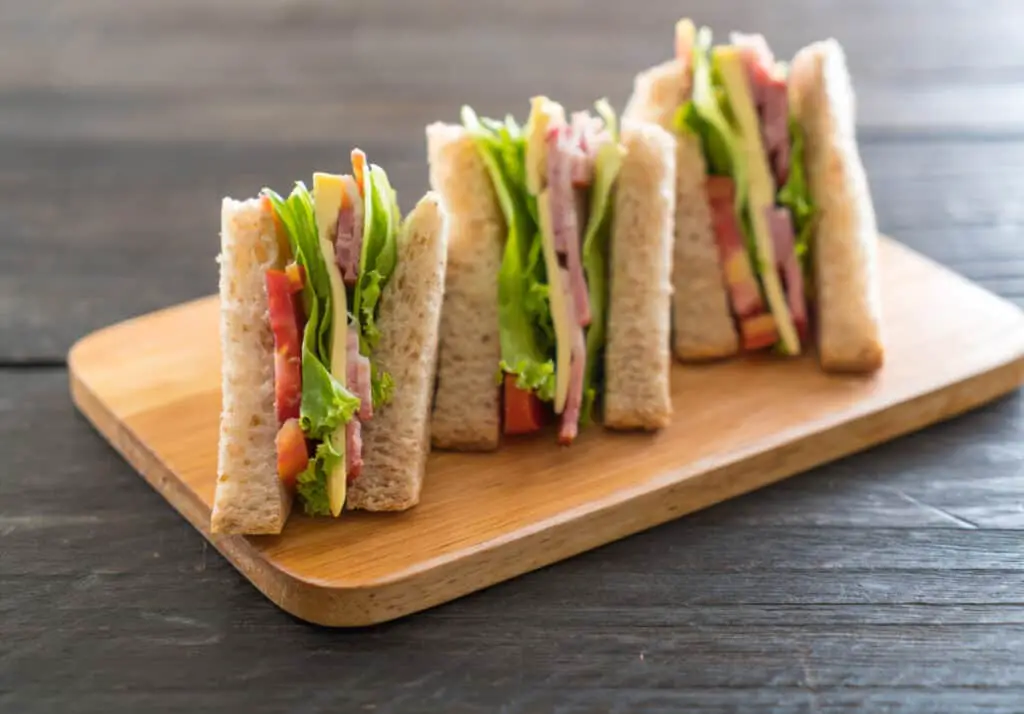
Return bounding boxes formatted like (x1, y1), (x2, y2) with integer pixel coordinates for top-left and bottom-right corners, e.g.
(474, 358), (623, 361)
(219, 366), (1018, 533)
(312, 172), (351, 516)
(713, 46), (801, 355)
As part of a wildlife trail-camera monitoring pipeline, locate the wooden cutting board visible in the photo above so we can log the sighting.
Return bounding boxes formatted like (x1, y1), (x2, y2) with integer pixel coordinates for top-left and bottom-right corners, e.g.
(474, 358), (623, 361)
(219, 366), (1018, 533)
(68, 237), (1024, 627)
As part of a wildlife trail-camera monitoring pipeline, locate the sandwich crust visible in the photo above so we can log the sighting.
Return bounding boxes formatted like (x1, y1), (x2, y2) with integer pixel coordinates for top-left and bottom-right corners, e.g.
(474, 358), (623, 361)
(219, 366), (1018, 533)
(211, 197), (293, 535)
(624, 59), (740, 361)
(349, 192), (449, 511)
(603, 120), (675, 430)
(790, 40), (884, 372)
(425, 123), (504, 450)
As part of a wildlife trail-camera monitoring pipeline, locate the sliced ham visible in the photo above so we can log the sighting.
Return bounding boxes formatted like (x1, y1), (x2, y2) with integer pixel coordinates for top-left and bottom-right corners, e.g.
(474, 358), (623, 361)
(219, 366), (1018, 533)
(735, 40), (791, 189)
(346, 329), (373, 421)
(334, 178), (363, 287)
(345, 419), (363, 483)
(558, 273), (587, 446)
(766, 207), (809, 341)
(344, 326), (372, 481)
(546, 124), (592, 328)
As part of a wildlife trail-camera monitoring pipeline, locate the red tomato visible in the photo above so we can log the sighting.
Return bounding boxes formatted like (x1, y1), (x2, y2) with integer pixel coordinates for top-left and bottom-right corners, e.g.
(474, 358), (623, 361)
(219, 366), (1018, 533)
(275, 418), (308, 488)
(266, 270), (303, 424)
(740, 313), (780, 351)
(503, 374), (546, 435)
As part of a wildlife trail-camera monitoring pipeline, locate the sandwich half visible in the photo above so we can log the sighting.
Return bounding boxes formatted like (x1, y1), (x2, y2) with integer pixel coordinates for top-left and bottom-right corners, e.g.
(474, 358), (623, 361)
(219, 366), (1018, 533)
(426, 97), (674, 449)
(211, 150), (448, 535)
(624, 19), (884, 372)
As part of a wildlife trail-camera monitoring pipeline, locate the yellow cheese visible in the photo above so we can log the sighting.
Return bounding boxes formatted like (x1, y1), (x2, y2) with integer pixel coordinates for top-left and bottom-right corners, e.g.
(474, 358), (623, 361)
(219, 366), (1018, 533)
(525, 96), (566, 197)
(536, 189), (572, 413)
(714, 46), (801, 356)
(312, 171), (350, 517)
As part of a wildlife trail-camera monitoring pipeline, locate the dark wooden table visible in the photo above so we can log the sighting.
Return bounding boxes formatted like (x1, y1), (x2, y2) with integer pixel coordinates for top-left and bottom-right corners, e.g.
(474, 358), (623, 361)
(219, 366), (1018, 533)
(5, 1), (1024, 711)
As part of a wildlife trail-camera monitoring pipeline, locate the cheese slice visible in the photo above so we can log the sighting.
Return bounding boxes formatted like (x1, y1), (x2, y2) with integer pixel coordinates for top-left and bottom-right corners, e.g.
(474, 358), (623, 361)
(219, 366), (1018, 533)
(525, 96), (566, 197)
(714, 46), (801, 355)
(536, 189), (573, 413)
(312, 171), (350, 517)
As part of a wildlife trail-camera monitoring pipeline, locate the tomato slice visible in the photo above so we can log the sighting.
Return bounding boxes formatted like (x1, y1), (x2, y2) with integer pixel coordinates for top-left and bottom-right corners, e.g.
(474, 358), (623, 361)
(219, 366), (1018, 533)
(266, 270), (303, 424)
(275, 418), (308, 488)
(503, 374), (546, 435)
(739, 313), (780, 352)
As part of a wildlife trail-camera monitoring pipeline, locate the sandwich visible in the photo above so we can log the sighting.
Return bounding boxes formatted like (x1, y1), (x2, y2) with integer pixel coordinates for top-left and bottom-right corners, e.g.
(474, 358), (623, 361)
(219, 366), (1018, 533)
(426, 97), (675, 450)
(210, 150), (448, 535)
(624, 19), (884, 372)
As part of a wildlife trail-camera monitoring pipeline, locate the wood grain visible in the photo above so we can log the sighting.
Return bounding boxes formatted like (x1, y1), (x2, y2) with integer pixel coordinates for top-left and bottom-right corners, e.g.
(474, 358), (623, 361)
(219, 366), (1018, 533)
(66, 238), (1024, 626)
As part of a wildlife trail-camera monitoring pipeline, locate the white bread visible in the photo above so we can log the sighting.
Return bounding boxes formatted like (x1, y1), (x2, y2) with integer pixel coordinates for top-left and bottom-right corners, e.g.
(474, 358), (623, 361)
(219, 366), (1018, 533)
(789, 40), (884, 372)
(624, 59), (740, 361)
(210, 197), (293, 535)
(425, 122), (504, 451)
(348, 192), (448, 511)
(603, 120), (675, 430)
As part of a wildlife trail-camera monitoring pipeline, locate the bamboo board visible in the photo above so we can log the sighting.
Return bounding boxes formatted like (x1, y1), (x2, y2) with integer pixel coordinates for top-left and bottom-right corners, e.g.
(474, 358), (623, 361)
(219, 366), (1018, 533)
(69, 237), (1024, 626)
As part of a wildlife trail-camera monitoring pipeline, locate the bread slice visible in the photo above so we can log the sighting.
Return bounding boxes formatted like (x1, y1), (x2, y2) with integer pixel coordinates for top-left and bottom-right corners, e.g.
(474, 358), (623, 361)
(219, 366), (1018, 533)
(624, 59), (740, 361)
(348, 192), (448, 511)
(425, 123), (504, 450)
(789, 40), (884, 373)
(210, 197), (293, 535)
(603, 120), (675, 430)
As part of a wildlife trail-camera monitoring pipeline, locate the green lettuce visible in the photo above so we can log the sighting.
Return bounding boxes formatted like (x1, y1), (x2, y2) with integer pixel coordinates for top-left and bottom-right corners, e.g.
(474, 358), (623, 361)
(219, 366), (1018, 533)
(579, 99), (624, 424)
(262, 183), (359, 515)
(353, 165), (399, 353)
(295, 439), (340, 517)
(461, 105), (556, 402)
(352, 163), (400, 410)
(298, 346), (361, 439)
(777, 118), (816, 293)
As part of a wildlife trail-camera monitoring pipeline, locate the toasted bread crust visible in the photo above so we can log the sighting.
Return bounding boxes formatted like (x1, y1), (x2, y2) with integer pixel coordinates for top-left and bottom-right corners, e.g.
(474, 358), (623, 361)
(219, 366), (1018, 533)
(211, 197), (293, 535)
(425, 123), (504, 450)
(624, 58), (739, 361)
(350, 192), (449, 511)
(603, 120), (675, 430)
(790, 40), (884, 373)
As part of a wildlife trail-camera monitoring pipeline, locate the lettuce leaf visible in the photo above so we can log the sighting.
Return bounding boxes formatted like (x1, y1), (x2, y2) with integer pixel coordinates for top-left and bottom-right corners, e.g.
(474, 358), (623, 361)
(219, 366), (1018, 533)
(778, 117), (816, 292)
(298, 345), (361, 439)
(579, 99), (624, 424)
(263, 184), (333, 364)
(263, 183), (360, 515)
(462, 105), (556, 402)
(295, 439), (340, 517)
(370, 362), (395, 409)
(353, 165), (399, 354)
(674, 27), (747, 205)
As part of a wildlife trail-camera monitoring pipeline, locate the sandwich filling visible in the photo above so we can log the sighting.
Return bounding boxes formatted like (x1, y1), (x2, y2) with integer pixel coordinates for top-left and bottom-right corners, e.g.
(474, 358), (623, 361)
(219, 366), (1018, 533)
(260, 150), (399, 517)
(674, 20), (816, 355)
(461, 97), (624, 444)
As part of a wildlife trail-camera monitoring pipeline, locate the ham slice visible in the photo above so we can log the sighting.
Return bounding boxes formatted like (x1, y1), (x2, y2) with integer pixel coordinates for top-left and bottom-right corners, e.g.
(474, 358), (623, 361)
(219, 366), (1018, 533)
(766, 208), (809, 340)
(735, 39), (792, 189)
(558, 270), (587, 446)
(345, 419), (363, 483)
(346, 329), (373, 421)
(546, 124), (592, 328)
(334, 179), (363, 287)
(344, 327), (373, 480)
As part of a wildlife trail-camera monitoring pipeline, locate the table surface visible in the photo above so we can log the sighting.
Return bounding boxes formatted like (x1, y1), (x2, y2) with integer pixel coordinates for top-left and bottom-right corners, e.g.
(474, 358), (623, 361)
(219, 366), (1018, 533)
(5, 1), (1024, 712)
